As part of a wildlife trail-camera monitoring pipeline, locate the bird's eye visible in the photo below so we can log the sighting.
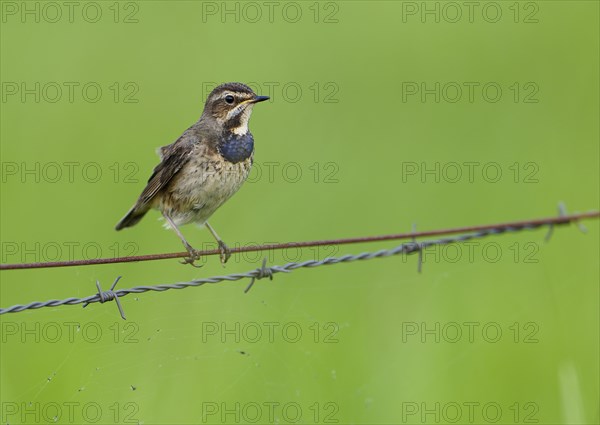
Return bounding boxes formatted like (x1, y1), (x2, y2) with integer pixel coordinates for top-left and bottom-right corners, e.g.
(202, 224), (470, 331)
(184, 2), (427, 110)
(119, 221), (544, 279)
(225, 95), (235, 104)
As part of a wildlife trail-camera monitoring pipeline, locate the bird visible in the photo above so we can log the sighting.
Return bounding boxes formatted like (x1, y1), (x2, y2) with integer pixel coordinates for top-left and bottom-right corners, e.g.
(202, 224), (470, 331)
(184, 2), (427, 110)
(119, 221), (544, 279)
(115, 82), (269, 266)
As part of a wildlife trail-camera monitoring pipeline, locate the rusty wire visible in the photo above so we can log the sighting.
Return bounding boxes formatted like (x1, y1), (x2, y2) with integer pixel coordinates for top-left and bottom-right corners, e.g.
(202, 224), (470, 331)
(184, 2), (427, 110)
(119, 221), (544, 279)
(1, 210), (597, 271)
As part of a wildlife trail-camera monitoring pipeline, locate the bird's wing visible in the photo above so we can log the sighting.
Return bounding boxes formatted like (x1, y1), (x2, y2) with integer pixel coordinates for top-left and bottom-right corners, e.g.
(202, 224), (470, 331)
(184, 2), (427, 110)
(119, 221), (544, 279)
(136, 133), (197, 207)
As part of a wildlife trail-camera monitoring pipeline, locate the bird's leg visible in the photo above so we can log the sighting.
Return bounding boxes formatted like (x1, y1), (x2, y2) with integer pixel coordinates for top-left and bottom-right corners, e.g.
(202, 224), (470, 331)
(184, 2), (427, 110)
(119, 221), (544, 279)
(162, 212), (202, 267)
(205, 221), (231, 265)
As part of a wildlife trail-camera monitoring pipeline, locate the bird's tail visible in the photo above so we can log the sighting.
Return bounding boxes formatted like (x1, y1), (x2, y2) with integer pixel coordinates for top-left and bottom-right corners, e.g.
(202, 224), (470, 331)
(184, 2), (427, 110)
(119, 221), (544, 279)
(115, 203), (150, 230)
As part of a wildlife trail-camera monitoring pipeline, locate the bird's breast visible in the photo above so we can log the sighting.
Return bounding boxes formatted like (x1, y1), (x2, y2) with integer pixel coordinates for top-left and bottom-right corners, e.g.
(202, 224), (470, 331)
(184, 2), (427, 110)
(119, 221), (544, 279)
(218, 132), (254, 164)
(159, 150), (253, 226)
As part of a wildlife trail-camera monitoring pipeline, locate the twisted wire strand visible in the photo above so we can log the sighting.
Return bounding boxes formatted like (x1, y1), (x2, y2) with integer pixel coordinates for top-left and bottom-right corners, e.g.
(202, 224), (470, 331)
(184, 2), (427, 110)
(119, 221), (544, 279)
(0, 211), (593, 318)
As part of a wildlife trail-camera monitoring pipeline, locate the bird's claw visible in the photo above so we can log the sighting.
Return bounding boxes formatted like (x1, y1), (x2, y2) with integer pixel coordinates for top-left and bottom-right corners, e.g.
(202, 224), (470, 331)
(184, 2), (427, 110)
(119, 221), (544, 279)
(180, 248), (203, 268)
(218, 241), (232, 265)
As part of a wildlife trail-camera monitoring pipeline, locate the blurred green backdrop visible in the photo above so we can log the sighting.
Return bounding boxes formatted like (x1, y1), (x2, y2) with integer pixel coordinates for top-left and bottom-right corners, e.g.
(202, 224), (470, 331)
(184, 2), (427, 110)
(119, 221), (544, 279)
(1, 1), (598, 424)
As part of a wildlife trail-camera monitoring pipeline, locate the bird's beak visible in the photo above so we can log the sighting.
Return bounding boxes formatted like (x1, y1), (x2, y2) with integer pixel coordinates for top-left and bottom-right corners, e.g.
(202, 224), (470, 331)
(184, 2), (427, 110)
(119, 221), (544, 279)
(249, 95), (270, 104)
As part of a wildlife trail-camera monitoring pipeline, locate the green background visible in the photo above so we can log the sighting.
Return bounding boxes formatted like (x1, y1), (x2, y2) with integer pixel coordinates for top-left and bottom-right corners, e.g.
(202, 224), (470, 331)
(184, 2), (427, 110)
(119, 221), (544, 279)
(1, 1), (598, 424)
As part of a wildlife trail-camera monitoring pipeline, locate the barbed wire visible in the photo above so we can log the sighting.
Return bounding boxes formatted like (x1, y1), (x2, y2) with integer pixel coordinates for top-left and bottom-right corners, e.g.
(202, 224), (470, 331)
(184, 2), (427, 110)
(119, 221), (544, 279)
(1, 205), (597, 319)
(1, 210), (598, 270)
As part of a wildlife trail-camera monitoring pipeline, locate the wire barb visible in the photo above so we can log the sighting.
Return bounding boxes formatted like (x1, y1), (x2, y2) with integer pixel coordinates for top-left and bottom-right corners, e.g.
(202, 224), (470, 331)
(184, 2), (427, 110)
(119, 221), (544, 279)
(411, 223), (423, 274)
(244, 258), (274, 293)
(545, 203), (587, 242)
(558, 202), (588, 235)
(83, 276), (127, 320)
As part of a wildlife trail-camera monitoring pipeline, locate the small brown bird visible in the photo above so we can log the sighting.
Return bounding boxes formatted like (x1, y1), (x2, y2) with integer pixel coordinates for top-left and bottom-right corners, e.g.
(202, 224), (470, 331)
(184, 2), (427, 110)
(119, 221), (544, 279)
(115, 82), (269, 265)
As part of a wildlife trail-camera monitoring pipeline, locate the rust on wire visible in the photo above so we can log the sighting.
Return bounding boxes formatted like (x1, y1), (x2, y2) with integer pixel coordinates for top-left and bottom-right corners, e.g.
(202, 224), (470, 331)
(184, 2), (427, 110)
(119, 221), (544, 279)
(0, 210), (598, 271)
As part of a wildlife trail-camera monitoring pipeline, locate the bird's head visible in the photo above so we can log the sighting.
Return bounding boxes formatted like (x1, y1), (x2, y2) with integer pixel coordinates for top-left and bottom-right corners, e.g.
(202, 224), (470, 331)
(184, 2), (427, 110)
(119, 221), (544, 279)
(202, 82), (269, 135)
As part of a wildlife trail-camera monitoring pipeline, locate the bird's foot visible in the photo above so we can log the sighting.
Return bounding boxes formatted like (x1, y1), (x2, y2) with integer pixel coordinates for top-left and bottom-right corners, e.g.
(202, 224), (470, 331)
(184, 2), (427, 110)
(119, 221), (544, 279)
(180, 247), (203, 268)
(217, 241), (232, 265)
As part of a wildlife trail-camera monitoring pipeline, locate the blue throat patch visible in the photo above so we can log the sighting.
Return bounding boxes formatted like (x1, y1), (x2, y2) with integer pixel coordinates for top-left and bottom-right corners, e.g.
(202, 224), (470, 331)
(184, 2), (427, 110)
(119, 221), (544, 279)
(219, 132), (254, 164)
